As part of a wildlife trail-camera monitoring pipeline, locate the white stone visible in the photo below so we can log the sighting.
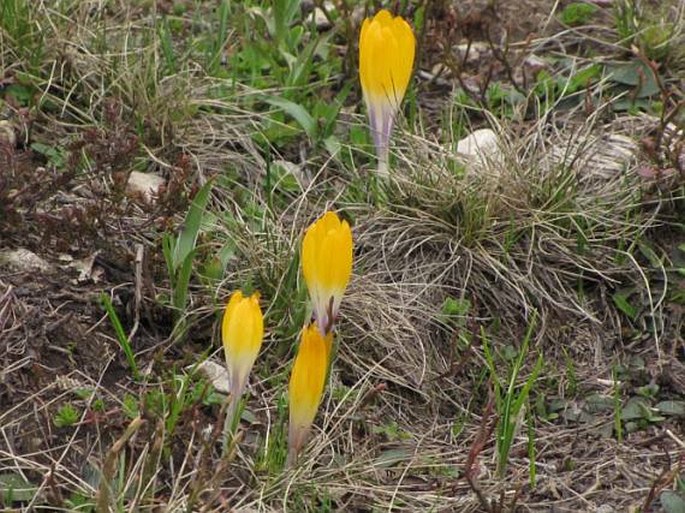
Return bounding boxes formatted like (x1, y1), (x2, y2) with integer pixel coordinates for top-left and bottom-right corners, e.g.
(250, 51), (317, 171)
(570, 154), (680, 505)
(126, 171), (166, 203)
(194, 360), (230, 394)
(0, 248), (52, 273)
(454, 42), (491, 64)
(311, 8), (330, 29)
(456, 128), (500, 160)
(0, 120), (16, 147)
(307, 2), (335, 30)
(523, 54), (547, 73)
(454, 128), (504, 178)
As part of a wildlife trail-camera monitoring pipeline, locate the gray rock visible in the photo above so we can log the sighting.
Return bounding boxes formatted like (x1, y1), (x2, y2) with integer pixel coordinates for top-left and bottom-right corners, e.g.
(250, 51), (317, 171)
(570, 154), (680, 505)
(0, 248), (52, 273)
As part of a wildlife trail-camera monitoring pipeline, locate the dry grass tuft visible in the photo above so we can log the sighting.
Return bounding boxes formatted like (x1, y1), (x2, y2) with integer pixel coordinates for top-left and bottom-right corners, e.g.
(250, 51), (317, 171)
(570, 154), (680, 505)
(342, 107), (662, 397)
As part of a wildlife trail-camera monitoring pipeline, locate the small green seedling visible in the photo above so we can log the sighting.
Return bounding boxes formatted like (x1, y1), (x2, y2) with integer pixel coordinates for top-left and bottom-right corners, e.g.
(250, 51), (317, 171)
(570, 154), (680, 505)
(54, 403), (80, 428)
(559, 2), (598, 26)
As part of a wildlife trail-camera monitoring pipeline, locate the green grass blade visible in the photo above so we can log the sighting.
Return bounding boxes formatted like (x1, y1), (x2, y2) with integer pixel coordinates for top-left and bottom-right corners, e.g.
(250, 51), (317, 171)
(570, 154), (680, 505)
(172, 180), (213, 271)
(162, 233), (176, 286)
(157, 17), (177, 74)
(101, 293), (140, 381)
(206, 0), (230, 74)
(263, 95), (317, 139)
(173, 249), (197, 314)
(527, 406), (536, 486)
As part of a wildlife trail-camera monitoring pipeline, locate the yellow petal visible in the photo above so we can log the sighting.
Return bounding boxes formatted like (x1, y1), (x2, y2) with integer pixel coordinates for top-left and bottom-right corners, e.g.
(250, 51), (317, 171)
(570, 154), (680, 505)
(221, 291), (264, 392)
(301, 211), (353, 332)
(359, 9), (415, 107)
(288, 323), (330, 457)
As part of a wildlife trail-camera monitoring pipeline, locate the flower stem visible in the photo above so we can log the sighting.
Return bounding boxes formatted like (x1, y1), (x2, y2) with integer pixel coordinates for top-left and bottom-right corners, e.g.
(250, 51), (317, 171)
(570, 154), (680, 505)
(222, 386), (243, 455)
(377, 154), (389, 178)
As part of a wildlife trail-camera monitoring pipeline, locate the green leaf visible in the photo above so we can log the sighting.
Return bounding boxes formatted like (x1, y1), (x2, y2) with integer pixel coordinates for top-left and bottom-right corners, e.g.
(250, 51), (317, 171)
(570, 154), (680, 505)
(100, 293), (139, 380)
(584, 394), (615, 413)
(567, 64), (602, 93)
(268, 161), (301, 193)
(172, 180), (214, 272)
(240, 408), (257, 424)
(31, 142), (66, 168)
(656, 401), (685, 417)
(0, 473), (38, 503)
(201, 241), (235, 281)
(374, 448), (413, 468)
(323, 135), (341, 158)
(263, 95), (317, 139)
(620, 397), (650, 421)
(3, 84), (32, 106)
(612, 290), (638, 320)
(173, 249), (197, 312)
(637, 383), (659, 398)
(162, 233), (175, 285)
(661, 491), (685, 513)
(638, 241), (662, 268)
(607, 61), (660, 98)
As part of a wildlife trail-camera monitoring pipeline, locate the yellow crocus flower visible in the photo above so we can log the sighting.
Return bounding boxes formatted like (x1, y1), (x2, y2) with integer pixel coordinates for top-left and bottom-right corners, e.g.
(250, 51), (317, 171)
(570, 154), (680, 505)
(287, 323), (333, 464)
(359, 9), (416, 172)
(301, 211), (353, 335)
(221, 290), (264, 437)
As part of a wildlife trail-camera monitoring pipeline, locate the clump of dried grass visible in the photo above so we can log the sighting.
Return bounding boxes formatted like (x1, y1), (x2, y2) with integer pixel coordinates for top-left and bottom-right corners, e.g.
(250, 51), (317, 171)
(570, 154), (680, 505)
(341, 106), (661, 400)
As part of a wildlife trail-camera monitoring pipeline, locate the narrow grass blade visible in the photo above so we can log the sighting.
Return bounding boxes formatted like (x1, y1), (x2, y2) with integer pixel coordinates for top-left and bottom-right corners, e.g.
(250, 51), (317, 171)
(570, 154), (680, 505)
(173, 249), (197, 313)
(172, 180), (214, 272)
(101, 293), (140, 381)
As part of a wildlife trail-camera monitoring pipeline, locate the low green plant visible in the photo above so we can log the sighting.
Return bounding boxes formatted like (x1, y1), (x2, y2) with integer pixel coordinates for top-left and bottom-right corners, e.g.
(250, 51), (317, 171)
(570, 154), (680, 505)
(562, 347), (578, 397)
(162, 179), (214, 332)
(96, 416), (145, 512)
(221, 0), (345, 153)
(30, 142), (67, 169)
(441, 296), (471, 320)
(166, 373), (197, 438)
(615, 0), (641, 46)
(254, 391), (288, 474)
(0, 0), (45, 73)
(54, 403), (80, 428)
(202, 0), (231, 76)
(372, 421), (412, 442)
(482, 313), (543, 478)
(64, 492), (95, 512)
(0, 472), (38, 506)
(559, 2), (598, 26)
(101, 293), (140, 381)
(139, 370), (211, 445)
(485, 82), (526, 119)
(122, 393), (140, 420)
(614, 0), (678, 62)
